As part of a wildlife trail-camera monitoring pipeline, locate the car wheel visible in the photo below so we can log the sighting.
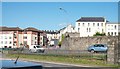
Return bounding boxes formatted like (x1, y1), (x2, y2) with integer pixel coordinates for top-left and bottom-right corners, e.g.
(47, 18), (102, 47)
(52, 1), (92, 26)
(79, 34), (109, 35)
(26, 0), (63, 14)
(42, 50), (45, 53)
(90, 49), (94, 53)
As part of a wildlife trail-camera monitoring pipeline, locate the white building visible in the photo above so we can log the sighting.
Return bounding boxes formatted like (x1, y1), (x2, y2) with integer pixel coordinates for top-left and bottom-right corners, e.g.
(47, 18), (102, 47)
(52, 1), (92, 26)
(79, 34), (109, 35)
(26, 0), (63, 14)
(0, 27), (22, 48)
(106, 23), (120, 36)
(59, 24), (77, 41)
(75, 17), (106, 37)
(45, 30), (60, 45)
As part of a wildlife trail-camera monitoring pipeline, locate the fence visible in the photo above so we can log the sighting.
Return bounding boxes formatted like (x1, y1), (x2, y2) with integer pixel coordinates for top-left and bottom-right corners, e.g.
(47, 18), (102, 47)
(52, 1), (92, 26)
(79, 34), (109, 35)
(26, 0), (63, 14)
(6, 48), (107, 61)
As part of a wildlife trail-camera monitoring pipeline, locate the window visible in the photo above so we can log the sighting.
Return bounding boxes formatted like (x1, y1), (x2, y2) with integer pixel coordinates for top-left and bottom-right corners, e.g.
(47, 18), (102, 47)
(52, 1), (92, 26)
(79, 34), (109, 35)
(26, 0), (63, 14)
(40, 42), (42, 44)
(35, 42), (37, 45)
(78, 23), (80, 26)
(97, 23), (99, 26)
(89, 28), (91, 32)
(4, 46), (7, 48)
(102, 29), (104, 32)
(83, 23), (85, 26)
(111, 32), (113, 36)
(93, 23), (95, 26)
(111, 25), (113, 27)
(9, 41), (12, 44)
(9, 37), (12, 39)
(101, 23), (103, 26)
(5, 41), (7, 44)
(88, 23), (90, 26)
(9, 46), (12, 48)
(35, 37), (37, 40)
(23, 36), (27, 39)
(78, 28), (80, 32)
(87, 28), (88, 32)
(114, 32), (117, 36)
(108, 32), (110, 35)
(114, 25), (117, 29)
(40, 37), (42, 40)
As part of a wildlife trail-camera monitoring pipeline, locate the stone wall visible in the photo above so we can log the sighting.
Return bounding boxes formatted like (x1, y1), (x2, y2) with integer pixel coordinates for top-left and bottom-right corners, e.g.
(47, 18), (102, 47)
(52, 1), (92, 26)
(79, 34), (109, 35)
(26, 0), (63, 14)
(61, 36), (118, 50)
(61, 36), (119, 64)
(107, 36), (119, 64)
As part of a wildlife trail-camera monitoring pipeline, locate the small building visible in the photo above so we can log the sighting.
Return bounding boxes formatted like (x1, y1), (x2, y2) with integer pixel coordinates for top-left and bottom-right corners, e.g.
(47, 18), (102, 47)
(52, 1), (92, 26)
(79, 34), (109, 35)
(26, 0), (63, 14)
(44, 30), (60, 46)
(106, 23), (120, 36)
(59, 24), (76, 41)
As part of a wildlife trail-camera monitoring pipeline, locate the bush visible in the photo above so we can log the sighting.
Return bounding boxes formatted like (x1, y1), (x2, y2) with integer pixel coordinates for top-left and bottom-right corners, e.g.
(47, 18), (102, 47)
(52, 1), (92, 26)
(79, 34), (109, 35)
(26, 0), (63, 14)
(93, 32), (106, 36)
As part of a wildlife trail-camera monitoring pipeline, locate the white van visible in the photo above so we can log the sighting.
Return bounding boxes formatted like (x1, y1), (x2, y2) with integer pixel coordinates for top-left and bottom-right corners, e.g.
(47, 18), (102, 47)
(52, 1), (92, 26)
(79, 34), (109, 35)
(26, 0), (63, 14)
(29, 45), (45, 53)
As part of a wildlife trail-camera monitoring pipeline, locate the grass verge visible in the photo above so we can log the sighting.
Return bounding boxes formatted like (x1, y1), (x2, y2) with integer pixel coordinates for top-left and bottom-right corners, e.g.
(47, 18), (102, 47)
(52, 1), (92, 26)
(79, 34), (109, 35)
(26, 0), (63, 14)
(6, 54), (119, 67)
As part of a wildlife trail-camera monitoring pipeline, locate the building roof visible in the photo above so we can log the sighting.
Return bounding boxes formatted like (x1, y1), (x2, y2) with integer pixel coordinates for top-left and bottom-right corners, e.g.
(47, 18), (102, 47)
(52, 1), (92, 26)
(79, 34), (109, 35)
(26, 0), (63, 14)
(106, 22), (119, 24)
(24, 27), (40, 32)
(0, 26), (22, 31)
(76, 17), (105, 22)
(44, 30), (59, 34)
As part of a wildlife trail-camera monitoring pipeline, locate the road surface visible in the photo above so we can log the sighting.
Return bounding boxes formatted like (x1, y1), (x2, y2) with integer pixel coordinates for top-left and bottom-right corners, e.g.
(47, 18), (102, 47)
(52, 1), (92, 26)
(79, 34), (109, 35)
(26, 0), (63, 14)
(30, 61), (118, 69)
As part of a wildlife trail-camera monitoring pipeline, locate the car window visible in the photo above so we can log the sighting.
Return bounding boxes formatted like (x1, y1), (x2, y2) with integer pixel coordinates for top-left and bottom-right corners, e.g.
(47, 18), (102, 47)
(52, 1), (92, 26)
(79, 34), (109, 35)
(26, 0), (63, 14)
(34, 46), (36, 48)
(94, 45), (98, 47)
(97, 44), (100, 47)
(36, 46), (41, 48)
(101, 45), (104, 47)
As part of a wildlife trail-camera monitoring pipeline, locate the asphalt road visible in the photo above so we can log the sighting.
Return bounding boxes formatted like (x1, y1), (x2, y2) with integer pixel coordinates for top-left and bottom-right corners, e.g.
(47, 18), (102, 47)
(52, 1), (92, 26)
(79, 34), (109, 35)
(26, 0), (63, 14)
(31, 61), (118, 69)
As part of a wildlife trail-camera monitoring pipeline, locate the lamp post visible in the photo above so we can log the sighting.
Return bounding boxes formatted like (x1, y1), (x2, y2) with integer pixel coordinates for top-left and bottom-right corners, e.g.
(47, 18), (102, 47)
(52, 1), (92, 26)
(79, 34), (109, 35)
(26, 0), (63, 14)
(59, 7), (70, 50)
(59, 7), (70, 26)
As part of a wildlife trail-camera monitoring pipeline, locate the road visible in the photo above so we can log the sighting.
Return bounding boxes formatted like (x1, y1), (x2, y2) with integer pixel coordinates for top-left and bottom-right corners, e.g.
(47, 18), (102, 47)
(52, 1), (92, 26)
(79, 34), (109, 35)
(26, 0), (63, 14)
(30, 61), (118, 69)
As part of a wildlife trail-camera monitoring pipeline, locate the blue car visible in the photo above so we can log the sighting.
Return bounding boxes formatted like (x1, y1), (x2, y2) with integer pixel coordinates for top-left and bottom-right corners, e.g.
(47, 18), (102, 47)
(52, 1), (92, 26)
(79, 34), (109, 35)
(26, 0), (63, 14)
(87, 44), (108, 53)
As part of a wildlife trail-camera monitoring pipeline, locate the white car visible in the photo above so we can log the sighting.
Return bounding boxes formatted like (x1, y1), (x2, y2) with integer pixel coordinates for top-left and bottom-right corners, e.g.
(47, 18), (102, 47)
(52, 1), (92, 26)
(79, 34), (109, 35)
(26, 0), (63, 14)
(29, 45), (45, 53)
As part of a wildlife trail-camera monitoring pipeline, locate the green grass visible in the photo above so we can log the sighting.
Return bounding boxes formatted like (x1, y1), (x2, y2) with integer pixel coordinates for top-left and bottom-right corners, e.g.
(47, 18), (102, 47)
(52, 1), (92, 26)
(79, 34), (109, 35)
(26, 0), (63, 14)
(6, 54), (119, 67)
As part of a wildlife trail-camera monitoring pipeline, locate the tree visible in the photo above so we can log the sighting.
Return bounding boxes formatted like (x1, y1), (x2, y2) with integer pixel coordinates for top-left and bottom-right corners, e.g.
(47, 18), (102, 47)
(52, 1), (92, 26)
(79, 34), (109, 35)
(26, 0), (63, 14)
(58, 34), (65, 46)
(93, 32), (106, 36)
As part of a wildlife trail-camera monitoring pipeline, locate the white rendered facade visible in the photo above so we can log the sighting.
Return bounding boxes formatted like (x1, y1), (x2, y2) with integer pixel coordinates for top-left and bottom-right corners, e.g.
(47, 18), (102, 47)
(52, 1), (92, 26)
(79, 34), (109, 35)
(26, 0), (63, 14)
(106, 23), (120, 36)
(0, 30), (23, 48)
(46, 31), (60, 45)
(75, 17), (106, 37)
(0, 31), (14, 48)
(59, 24), (76, 41)
(23, 31), (38, 47)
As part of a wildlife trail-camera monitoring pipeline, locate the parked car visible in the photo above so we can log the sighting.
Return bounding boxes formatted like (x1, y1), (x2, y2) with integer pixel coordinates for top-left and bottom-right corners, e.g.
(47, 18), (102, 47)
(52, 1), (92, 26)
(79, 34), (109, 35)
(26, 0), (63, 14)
(29, 45), (45, 53)
(1, 60), (42, 69)
(87, 44), (108, 53)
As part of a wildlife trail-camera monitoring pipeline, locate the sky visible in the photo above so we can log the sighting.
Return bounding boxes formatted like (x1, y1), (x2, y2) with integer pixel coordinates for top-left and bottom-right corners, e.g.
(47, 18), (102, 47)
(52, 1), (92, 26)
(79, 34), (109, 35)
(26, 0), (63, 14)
(2, 2), (118, 30)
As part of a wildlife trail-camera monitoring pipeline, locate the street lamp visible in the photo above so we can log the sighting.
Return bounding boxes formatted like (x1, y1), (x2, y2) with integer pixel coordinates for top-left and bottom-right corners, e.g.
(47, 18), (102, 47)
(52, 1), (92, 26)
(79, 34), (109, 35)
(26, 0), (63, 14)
(59, 7), (70, 50)
(59, 7), (69, 25)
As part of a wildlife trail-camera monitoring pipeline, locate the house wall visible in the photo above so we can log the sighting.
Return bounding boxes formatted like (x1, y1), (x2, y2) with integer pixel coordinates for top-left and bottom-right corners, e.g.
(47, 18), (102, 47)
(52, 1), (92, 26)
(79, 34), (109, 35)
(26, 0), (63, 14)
(76, 21), (106, 37)
(106, 23), (120, 36)
(0, 31), (14, 48)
